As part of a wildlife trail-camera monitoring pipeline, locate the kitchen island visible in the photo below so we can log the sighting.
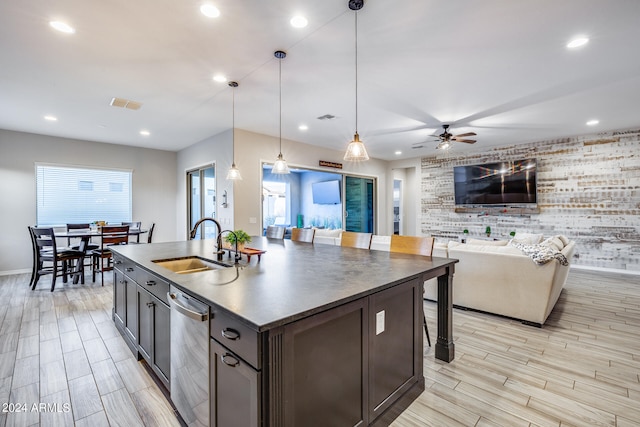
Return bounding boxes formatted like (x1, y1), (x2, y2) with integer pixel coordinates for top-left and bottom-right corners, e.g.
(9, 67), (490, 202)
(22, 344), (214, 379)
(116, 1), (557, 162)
(111, 237), (457, 427)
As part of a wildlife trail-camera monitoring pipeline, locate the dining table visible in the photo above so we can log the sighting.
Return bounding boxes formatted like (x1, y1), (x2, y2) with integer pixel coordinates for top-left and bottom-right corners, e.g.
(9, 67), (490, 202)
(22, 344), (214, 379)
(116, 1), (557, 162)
(55, 228), (148, 283)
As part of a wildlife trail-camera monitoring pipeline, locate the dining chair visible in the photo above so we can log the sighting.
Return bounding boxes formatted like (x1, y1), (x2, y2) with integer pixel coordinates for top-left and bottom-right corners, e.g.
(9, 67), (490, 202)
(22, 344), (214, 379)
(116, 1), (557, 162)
(29, 226), (88, 292)
(389, 234), (435, 346)
(266, 225), (285, 239)
(122, 221), (142, 242)
(340, 231), (373, 249)
(91, 225), (130, 285)
(291, 228), (315, 243)
(146, 223), (155, 243)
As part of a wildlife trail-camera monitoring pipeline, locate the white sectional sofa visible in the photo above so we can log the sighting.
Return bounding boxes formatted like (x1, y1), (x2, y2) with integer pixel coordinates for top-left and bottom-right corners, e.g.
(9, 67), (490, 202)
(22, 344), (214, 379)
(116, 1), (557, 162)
(425, 236), (575, 326)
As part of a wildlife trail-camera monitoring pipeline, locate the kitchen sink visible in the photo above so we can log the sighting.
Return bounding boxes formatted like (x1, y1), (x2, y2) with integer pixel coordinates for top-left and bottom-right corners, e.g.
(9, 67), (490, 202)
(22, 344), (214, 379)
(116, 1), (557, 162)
(153, 256), (232, 274)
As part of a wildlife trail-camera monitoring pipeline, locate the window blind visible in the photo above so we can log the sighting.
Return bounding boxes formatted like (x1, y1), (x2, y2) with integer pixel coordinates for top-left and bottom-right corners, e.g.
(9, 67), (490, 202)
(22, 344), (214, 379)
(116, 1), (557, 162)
(36, 164), (132, 226)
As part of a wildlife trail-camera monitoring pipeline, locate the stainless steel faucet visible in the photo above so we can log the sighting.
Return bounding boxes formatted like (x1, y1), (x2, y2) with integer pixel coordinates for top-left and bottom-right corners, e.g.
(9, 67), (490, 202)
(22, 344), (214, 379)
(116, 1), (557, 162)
(189, 217), (224, 260)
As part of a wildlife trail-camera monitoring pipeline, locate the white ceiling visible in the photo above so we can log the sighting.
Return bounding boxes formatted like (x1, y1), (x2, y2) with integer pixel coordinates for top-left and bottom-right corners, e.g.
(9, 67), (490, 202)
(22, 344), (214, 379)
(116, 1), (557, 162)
(1, 0), (639, 160)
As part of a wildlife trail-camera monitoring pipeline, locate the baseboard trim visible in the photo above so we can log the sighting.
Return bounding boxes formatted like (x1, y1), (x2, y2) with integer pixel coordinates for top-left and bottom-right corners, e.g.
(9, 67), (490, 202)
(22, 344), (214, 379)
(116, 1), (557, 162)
(571, 264), (640, 276)
(0, 268), (31, 277)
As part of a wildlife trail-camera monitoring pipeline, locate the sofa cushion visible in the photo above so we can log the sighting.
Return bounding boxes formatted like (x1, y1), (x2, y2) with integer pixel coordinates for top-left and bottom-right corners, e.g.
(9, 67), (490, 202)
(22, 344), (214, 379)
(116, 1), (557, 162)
(467, 238), (508, 246)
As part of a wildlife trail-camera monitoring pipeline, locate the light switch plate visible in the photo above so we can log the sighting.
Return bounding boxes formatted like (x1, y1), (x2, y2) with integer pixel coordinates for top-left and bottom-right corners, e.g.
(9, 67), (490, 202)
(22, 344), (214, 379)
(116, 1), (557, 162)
(376, 310), (385, 335)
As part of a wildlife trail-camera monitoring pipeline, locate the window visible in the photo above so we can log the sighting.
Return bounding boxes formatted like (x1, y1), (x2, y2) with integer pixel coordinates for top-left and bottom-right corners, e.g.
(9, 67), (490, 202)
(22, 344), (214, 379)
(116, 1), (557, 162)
(36, 164), (132, 226)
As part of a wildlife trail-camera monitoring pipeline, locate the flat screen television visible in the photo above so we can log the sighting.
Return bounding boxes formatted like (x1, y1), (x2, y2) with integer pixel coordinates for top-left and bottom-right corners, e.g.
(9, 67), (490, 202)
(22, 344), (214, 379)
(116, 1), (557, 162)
(312, 180), (341, 204)
(453, 159), (537, 206)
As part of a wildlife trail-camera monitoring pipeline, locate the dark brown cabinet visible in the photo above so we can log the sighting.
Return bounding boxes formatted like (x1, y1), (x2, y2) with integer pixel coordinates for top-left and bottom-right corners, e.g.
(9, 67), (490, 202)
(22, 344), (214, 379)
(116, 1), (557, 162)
(112, 253), (171, 389)
(210, 338), (261, 427)
(139, 288), (171, 387)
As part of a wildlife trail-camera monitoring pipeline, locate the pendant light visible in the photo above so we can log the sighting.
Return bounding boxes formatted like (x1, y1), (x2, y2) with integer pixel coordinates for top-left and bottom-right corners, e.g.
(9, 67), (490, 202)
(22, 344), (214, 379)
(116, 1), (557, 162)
(344, 0), (369, 162)
(226, 81), (242, 180)
(272, 50), (290, 174)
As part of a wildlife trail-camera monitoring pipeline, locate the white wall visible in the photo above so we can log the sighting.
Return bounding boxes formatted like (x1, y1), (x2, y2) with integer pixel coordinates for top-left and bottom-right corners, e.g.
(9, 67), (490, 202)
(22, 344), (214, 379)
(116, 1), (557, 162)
(0, 129), (177, 274)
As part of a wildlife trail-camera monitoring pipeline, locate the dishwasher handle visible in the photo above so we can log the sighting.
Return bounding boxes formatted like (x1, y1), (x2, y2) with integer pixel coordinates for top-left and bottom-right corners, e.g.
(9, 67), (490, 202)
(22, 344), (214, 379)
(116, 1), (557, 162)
(167, 292), (209, 321)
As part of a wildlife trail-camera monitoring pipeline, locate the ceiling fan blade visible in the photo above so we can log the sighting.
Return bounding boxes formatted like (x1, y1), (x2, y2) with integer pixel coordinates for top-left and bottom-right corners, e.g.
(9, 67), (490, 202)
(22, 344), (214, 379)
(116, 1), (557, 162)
(411, 145), (424, 149)
(454, 132), (477, 138)
(454, 139), (476, 144)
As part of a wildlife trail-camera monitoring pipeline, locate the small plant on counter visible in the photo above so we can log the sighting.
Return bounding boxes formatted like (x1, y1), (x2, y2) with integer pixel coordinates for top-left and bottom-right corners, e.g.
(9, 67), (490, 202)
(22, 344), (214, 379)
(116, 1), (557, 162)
(485, 226), (491, 237)
(463, 229), (469, 234)
(224, 229), (252, 248)
(510, 231), (516, 237)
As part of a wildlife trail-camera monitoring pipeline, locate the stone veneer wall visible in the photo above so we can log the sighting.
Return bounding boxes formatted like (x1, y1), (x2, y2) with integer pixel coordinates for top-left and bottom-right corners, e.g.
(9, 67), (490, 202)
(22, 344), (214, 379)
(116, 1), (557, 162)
(420, 128), (640, 272)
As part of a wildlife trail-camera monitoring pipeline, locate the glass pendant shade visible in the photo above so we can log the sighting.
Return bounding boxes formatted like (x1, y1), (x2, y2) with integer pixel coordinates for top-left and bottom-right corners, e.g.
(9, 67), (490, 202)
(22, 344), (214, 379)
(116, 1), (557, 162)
(226, 162), (242, 180)
(272, 153), (290, 174)
(344, 132), (369, 161)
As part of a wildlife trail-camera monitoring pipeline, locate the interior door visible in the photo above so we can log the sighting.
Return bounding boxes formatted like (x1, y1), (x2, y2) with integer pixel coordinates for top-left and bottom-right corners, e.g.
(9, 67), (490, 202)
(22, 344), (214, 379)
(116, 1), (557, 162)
(344, 175), (374, 233)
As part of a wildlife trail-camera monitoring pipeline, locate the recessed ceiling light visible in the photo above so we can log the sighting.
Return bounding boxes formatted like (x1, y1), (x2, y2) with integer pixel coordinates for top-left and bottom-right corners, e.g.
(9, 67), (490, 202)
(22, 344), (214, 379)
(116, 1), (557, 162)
(586, 119), (599, 126)
(140, 130), (150, 136)
(395, 151), (402, 155)
(298, 124), (308, 131)
(44, 115), (57, 121)
(200, 4), (220, 18)
(567, 36), (589, 49)
(49, 21), (75, 34)
(290, 16), (308, 28)
(213, 74), (227, 83)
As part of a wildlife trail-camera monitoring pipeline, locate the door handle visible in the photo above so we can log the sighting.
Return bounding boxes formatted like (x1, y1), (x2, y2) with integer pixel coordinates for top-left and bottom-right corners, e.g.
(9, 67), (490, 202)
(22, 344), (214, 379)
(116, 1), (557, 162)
(221, 353), (239, 367)
(166, 293), (209, 321)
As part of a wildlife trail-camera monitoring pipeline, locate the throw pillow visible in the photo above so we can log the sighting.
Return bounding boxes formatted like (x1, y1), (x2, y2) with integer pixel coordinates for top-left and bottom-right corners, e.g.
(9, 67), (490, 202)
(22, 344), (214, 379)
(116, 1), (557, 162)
(541, 236), (565, 251)
(511, 232), (544, 245)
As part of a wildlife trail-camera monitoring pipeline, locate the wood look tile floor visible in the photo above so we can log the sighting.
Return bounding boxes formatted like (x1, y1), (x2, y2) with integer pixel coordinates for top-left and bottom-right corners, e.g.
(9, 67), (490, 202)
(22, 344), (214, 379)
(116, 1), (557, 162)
(0, 269), (638, 426)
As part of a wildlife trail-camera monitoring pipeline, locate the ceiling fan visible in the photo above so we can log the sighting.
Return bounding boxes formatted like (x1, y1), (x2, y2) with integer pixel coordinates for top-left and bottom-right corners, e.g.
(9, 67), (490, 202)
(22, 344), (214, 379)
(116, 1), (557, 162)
(412, 124), (477, 150)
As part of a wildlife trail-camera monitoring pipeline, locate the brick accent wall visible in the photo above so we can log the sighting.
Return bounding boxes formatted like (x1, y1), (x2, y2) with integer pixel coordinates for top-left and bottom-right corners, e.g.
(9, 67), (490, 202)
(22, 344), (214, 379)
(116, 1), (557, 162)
(420, 128), (640, 272)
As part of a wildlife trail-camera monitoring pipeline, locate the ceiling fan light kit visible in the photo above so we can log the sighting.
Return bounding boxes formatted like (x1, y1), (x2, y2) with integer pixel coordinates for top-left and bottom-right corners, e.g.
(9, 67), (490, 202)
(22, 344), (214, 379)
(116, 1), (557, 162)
(344, 0), (369, 162)
(434, 124), (477, 150)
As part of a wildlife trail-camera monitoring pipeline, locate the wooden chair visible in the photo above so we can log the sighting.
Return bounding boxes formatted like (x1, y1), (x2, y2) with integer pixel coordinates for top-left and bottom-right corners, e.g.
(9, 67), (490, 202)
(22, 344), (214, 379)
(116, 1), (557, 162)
(291, 228), (315, 243)
(340, 231), (373, 249)
(123, 221), (142, 242)
(390, 234), (435, 346)
(266, 225), (285, 239)
(91, 225), (129, 285)
(29, 226), (87, 292)
(146, 223), (155, 243)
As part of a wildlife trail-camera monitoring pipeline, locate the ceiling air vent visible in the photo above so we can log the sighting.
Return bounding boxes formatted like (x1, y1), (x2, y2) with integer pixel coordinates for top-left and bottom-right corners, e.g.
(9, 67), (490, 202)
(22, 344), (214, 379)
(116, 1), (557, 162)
(110, 97), (142, 110)
(317, 114), (336, 120)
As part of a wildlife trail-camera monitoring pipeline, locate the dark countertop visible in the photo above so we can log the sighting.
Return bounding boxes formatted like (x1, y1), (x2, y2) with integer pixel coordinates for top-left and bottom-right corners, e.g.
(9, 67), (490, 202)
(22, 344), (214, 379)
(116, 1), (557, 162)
(111, 237), (455, 332)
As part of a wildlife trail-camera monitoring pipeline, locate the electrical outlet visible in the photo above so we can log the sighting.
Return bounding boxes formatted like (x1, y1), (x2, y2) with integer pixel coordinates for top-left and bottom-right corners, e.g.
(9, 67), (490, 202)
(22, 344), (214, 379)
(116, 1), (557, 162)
(376, 310), (385, 335)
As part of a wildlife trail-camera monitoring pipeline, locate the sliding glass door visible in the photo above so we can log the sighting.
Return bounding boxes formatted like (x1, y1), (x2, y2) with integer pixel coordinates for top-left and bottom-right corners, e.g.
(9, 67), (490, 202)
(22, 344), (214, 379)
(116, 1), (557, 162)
(187, 165), (217, 239)
(344, 176), (374, 233)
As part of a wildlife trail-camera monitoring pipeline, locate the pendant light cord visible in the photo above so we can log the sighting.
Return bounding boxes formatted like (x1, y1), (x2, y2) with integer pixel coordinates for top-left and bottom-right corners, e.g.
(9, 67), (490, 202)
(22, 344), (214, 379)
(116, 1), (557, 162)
(232, 86), (235, 161)
(354, 11), (358, 134)
(279, 55), (283, 154)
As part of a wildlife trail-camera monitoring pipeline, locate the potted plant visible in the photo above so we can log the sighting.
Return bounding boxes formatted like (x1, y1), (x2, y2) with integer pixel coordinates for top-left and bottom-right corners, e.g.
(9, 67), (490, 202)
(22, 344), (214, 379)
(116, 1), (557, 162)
(509, 231), (516, 238)
(485, 226), (491, 237)
(224, 229), (251, 251)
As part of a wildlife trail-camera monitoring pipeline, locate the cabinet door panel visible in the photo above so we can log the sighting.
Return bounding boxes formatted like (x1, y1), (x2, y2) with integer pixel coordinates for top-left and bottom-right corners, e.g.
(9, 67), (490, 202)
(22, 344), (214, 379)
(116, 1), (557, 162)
(125, 279), (138, 342)
(369, 278), (420, 418)
(282, 298), (367, 427)
(210, 338), (260, 427)
(113, 269), (126, 327)
(138, 290), (152, 362)
(154, 300), (171, 383)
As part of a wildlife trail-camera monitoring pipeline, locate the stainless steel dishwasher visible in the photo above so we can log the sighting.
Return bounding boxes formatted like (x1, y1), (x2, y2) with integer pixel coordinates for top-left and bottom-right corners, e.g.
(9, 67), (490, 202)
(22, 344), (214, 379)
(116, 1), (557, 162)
(167, 285), (210, 426)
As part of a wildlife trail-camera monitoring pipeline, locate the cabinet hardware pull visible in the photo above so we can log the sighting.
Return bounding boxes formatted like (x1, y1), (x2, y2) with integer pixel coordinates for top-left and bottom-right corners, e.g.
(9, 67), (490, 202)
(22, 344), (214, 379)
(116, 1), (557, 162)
(115, 260), (123, 264)
(126, 267), (134, 272)
(221, 353), (239, 367)
(146, 280), (155, 286)
(221, 328), (240, 340)
(146, 302), (154, 308)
